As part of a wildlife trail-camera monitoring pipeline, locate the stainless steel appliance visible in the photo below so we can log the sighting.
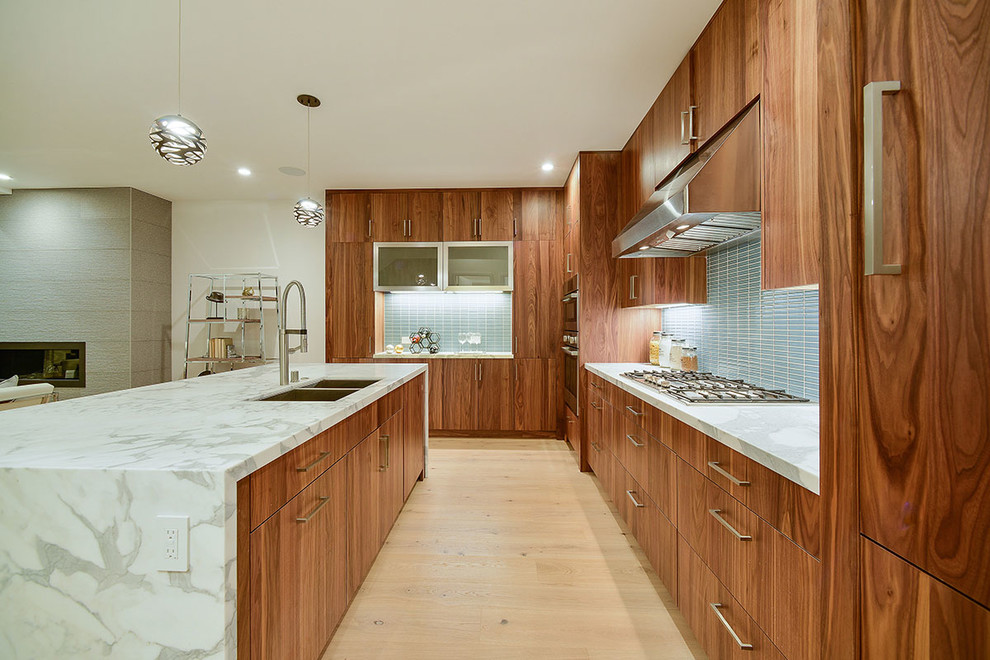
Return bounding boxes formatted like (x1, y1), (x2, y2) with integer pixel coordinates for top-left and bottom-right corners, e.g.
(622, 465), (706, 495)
(620, 369), (809, 404)
(562, 275), (578, 332)
(562, 332), (579, 413)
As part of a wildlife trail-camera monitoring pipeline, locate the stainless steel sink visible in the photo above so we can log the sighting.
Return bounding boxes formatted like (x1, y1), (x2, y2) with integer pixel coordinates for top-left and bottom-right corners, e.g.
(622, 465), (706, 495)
(300, 378), (381, 390)
(258, 388), (359, 402)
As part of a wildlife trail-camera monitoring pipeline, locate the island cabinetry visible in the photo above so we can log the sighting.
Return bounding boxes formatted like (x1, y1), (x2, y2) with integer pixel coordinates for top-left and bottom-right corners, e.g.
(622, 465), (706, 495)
(402, 372), (426, 499)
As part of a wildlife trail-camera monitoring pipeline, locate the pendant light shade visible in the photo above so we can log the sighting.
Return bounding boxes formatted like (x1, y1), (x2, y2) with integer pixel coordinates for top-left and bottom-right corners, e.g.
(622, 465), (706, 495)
(294, 197), (325, 227)
(294, 94), (323, 227)
(149, 115), (207, 165)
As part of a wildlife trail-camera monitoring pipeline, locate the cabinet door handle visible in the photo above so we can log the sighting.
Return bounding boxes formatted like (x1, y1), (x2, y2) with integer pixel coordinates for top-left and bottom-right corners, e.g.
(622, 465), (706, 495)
(864, 80), (903, 275)
(566, 253), (573, 273)
(625, 405), (644, 417)
(709, 509), (752, 541)
(590, 401), (602, 410)
(680, 110), (689, 145)
(514, 336), (518, 354)
(296, 451), (332, 472)
(513, 217), (517, 237)
(687, 105), (698, 141)
(707, 461), (750, 487)
(514, 361), (518, 381)
(296, 496), (331, 523)
(710, 603), (754, 650)
(591, 441), (601, 452)
(368, 219), (373, 238)
(590, 381), (601, 390)
(629, 275), (638, 300)
(626, 490), (645, 508)
(379, 434), (390, 471)
(626, 433), (645, 448)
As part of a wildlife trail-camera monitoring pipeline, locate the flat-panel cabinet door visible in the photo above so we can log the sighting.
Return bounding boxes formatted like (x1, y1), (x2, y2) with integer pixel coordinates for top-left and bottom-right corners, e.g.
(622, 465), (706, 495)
(402, 375), (426, 500)
(859, 0), (990, 608)
(564, 226), (579, 277)
(378, 415), (404, 541)
(513, 358), (553, 431)
(517, 189), (561, 241)
(346, 431), (382, 597)
(327, 243), (374, 358)
(691, 0), (761, 143)
(478, 359), (514, 431)
(251, 460), (347, 660)
(480, 189), (515, 240)
(442, 191), (480, 241)
(653, 56), (694, 185)
(618, 258), (655, 308)
(370, 191), (408, 242)
(512, 240), (560, 358)
(327, 192), (371, 243)
(407, 191), (443, 241)
(441, 359), (478, 430)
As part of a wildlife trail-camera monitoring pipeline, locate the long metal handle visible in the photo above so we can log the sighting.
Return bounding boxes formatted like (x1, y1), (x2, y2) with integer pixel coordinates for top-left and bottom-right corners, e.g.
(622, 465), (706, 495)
(514, 361), (518, 380)
(368, 219), (372, 238)
(590, 401), (602, 410)
(625, 405), (644, 417)
(590, 381), (601, 389)
(687, 105), (698, 141)
(591, 441), (601, 452)
(626, 490), (645, 508)
(710, 603), (754, 650)
(629, 275), (638, 300)
(296, 496), (330, 523)
(864, 80), (903, 275)
(681, 110), (689, 145)
(513, 217), (517, 236)
(561, 346), (578, 357)
(708, 461), (750, 487)
(626, 433), (645, 448)
(709, 509), (752, 541)
(566, 253), (572, 273)
(296, 451), (331, 472)
(379, 434), (390, 471)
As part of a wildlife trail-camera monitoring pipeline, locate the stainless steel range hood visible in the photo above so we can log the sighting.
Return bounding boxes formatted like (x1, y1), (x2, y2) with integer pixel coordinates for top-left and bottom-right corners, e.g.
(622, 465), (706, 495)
(613, 98), (761, 258)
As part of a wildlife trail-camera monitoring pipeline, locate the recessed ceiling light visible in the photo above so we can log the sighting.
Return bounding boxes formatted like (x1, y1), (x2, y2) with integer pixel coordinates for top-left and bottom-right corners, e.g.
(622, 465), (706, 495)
(279, 166), (306, 177)
(676, 224), (691, 230)
(541, 162), (554, 172)
(237, 167), (252, 176)
(0, 174), (11, 181)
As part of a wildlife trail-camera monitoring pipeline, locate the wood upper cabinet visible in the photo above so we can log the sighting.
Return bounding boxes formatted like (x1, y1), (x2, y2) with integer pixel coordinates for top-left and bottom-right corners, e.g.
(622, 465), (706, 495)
(512, 240), (560, 358)
(326, 242), (375, 358)
(479, 190), (515, 241)
(618, 256), (706, 308)
(327, 192), (371, 243)
(513, 358), (556, 432)
(564, 225), (579, 278)
(442, 191), (480, 241)
(442, 190), (514, 241)
(691, 0), (761, 144)
(406, 191), (443, 241)
(371, 191), (443, 242)
(517, 189), (561, 241)
(250, 460), (347, 660)
(564, 159), (580, 235)
(652, 56), (693, 186)
(858, 0), (990, 609)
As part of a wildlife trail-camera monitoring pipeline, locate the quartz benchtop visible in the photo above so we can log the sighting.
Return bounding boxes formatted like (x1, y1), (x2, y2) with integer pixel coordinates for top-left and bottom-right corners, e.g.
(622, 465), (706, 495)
(373, 351), (513, 359)
(585, 363), (820, 495)
(0, 362), (427, 480)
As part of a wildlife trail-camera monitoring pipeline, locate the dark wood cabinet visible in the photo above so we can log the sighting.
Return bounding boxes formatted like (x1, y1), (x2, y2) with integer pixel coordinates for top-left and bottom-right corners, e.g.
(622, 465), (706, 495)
(477, 359), (514, 431)
(377, 414), (404, 542)
(858, 0), (990, 609)
(513, 358), (556, 432)
(345, 429), (382, 598)
(440, 359), (478, 431)
(479, 189), (515, 241)
(512, 240), (560, 358)
(441, 191), (480, 241)
(617, 256), (707, 308)
(652, 56), (693, 186)
(517, 189), (561, 241)
(371, 191), (443, 242)
(691, 0), (761, 144)
(326, 243), (375, 358)
(402, 373), (426, 500)
(326, 192), (371, 243)
(406, 191), (443, 241)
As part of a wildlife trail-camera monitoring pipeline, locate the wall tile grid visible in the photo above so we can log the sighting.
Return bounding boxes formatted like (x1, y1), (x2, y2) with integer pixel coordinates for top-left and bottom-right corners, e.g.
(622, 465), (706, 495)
(383, 292), (511, 353)
(661, 236), (820, 401)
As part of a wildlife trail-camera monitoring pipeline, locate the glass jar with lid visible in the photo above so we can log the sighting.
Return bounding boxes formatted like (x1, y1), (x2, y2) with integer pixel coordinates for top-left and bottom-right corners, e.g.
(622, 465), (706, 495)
(669, 338), (686, 370)
(649, 332), (662, 366)
(681, 346), (699, 372)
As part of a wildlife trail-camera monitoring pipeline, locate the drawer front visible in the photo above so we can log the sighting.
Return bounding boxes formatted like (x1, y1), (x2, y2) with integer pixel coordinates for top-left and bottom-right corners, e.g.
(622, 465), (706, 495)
(678, 535), (784, 660)
(705, 436), (752, 504)
(637, 491), (678, 602)
(587, 373), (610, 402)
(655, 409), (707, 472)
(647, 434), (678, 525)
(619, 416), (650, 490)
(617, 387), (657, 432)
(677, 458), (773, 634)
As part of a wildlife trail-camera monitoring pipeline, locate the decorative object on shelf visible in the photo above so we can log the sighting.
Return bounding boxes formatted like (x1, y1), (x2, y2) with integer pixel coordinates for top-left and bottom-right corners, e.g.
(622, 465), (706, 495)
(149, 0), (207, 166)
(205, 290), (225, 319)
(385, 344), (395, 354)
(408, 328), (440, 355)
(242, 286), (255, 297)
(293, 94), (324, 227)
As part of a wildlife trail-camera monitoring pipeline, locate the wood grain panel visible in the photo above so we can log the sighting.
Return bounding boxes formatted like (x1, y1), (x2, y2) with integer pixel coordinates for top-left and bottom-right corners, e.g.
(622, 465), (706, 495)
(247, 427), (334, 530)
(326, 242), (374, 358)
(518, 188), (562, 241)
(512, 240), (560, 358)
(326, 191), (370, 243)
(761, 0), (821, 289)
(691, 0), (761, 143)
(859, 0), (990, 607)
(402, 374), (426, 500)
(653, 56), (693, 185)
(747, 454), (821, 558)
(378, 414), (404, 542)
(654, 256), (707, 304)
(441, 359), (478, 431)
(771, 532), (821, 660)
(513, 358), (553, 431)
(347, 431), (382, 599)
(442, 191), (480, 241)
(479, 189), (514, 240)
(407, 191), (443, 241)
(647, 434), (678, 526)
(478, 359), (514, 431)
(236, 477), (253, 660)
(370, 191), (408, 242)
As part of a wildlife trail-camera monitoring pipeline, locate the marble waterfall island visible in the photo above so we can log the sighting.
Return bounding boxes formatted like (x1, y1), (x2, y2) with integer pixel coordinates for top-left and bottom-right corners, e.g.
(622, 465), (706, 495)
(0, 362), (427, 659)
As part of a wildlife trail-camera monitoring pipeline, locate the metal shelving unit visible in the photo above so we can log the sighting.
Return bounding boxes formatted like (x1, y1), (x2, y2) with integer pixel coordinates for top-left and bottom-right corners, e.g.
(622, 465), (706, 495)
(183, 273), (281, 378)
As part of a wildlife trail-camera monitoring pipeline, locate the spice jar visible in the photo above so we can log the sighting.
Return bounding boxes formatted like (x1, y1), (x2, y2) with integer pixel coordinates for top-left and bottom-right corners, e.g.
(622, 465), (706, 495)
(681, 346), (699, 372)
(649, 332), (662, 366)
(669, 338), (686, 371)
(659, 333), (673, 368)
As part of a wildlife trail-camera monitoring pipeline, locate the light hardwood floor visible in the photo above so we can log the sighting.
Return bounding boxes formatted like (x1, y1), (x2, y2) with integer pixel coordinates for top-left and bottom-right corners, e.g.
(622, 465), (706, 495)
(323, 437), (705, 659)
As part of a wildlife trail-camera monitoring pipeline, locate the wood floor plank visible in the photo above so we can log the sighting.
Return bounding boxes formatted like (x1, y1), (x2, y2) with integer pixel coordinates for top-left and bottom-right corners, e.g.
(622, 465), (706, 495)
(323, 439), (704, 659)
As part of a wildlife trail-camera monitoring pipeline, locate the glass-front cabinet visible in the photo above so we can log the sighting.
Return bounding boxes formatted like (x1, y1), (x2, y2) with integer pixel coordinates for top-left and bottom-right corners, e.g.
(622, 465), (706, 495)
(373, 243), (443, 291)
(443, 242), (513, 291)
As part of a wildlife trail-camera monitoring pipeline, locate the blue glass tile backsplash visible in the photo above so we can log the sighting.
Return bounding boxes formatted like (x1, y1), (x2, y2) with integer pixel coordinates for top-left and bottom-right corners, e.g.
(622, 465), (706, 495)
(383, 292), (512, 353)
(661, 237), (820, 401)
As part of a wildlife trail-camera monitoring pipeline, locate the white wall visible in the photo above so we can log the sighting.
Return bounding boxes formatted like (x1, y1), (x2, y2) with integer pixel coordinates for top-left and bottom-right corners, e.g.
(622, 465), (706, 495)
(170, 200), (325, 380)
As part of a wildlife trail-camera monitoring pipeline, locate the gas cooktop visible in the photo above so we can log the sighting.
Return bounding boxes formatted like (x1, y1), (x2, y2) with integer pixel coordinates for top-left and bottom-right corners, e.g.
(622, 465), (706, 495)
(621, 369), (810, 404)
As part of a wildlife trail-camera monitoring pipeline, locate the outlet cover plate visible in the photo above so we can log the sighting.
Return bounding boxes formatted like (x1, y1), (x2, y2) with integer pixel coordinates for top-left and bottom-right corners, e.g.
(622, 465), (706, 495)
(156, 515), (189, 572)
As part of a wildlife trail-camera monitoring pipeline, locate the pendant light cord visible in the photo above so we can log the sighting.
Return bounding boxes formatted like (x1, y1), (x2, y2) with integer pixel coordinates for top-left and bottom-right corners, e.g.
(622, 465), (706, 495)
(306, 107), (312, 198)
(177, 0), (183, 114)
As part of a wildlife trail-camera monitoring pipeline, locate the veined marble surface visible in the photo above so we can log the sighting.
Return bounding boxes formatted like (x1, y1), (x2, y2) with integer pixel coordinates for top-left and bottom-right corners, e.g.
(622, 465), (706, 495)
(0, 362), (427, 659)
(372, 351), (513, 359)
(585, 363), (820, 494)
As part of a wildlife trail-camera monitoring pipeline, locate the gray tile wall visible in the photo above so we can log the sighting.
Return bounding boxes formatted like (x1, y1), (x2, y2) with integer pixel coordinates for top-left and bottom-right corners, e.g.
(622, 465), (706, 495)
(0, 188), (171, 397)
(383, 292), (511, 353)
(130, 189), (172, 387)
(661, 236), (819, 401)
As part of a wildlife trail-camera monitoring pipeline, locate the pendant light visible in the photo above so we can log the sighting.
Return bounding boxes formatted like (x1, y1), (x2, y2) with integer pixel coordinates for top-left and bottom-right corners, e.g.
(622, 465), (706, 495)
(293, 94), (324, 227)
(149, 0), (207, 165)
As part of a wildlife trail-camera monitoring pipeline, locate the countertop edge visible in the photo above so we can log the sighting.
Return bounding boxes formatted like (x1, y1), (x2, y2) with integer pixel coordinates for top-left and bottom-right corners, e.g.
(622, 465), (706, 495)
(372, 352), (514, 360)
(585, 364), (820, 495)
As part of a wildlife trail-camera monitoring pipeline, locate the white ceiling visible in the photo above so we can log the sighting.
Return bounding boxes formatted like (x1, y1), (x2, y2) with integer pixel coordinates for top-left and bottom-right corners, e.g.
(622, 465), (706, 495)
(0, 0), (721, 202)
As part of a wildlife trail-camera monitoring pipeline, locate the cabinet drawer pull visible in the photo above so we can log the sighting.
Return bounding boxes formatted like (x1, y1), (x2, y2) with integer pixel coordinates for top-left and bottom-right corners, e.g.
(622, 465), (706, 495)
(707, 461), (750, 487)
(590, 381), (601, 389)
(626, 433), (645, 448)
(709, 509), (752, 541)
(296, 496), (330, 523)
(709, 603), (754, 650)
(296, 451), (332, 473)
(590, 401), (602, 410)
(625, 405), (644, 417)
(626, 490), (645, 508)
(591, 441), (601, 453)
(863, 80), (903, 276)
(379, 434), (390, 472)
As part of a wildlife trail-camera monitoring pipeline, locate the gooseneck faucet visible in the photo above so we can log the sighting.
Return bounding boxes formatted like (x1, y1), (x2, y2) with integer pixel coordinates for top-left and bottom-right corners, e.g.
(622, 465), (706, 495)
(279, 280), (308, 385)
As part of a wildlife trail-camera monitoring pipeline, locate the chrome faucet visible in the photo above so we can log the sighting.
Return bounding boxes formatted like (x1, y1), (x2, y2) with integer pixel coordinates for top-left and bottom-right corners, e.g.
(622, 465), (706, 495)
(279, 280), (308, 385)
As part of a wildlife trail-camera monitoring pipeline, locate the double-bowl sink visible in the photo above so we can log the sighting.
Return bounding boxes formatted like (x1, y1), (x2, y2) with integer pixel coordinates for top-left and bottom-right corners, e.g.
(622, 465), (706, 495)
(257, 378), (380, 402)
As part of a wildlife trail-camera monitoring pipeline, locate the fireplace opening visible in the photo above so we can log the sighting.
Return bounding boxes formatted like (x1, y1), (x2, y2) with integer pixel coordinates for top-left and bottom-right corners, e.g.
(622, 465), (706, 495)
(0, 342), (86, 388)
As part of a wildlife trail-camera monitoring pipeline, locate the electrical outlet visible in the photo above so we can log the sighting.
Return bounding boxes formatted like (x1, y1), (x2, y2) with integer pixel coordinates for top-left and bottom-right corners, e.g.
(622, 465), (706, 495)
(157, 515), (189, 572)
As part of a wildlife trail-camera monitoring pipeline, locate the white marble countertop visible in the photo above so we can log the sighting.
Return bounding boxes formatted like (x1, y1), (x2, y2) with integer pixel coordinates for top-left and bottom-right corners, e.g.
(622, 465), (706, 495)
(585, 363), (820, 494)
(0, 362), (427, 480)
(373, 351), (513, 359)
